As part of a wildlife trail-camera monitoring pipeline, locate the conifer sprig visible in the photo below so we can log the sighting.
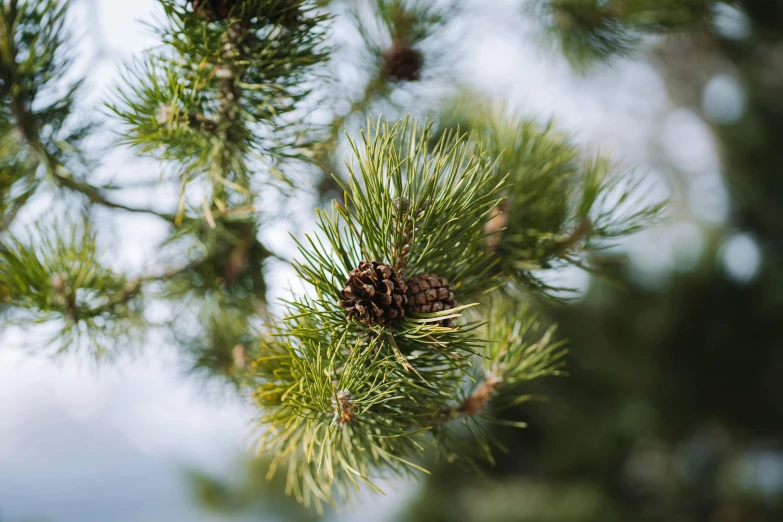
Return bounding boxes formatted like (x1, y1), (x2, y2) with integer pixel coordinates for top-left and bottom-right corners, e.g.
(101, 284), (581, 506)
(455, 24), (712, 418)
(0, 0), (160, 354)
(252, 333), (434, 511)
(97, 0), (332, 378)
(431, 300), (568, 465)
(441, 96), (665, 296)
(310, 0), (458, 192)
(537, 0), (731, 67)
(249, 117), (570, 509)
(109, 0), (330, 217)
(0, 0), (89, 213)
(0, 221), (144, 357)
(246, 110), (663, 506)
(350, 0), (452, 82)
(294, 117), (505, 301)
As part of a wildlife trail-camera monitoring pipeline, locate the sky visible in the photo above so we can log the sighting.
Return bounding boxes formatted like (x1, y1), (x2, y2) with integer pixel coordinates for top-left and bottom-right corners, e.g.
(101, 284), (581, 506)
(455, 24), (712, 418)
(0, 1), (744, 521)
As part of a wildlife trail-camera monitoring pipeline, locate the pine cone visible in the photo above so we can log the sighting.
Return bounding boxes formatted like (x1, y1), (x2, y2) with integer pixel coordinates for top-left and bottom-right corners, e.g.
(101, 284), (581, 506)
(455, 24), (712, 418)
(188, 0), (236, 20)
(339, 260), (408, 326)
(381, 39), (423, 83)
(405, 273), (456, 328)
(188, 0), (301, 25)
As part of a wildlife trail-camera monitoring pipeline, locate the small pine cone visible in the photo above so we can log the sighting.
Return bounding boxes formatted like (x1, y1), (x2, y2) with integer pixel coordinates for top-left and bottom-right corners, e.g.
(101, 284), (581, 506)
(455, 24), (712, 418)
(188, 0), (236, 20)
(405, 273), (456, 328)
(339, 260), (408, 326)
(381, 39), (423, 83)
(189, 0), (301, 25)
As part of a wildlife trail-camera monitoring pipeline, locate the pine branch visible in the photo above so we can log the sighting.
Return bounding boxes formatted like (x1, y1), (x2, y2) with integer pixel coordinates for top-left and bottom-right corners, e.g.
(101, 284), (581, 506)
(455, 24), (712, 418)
(536, 0), (734, 68)
(53, 175), (179, 223)
(109, 0), (331, 217)
(0, 221), (145, 357)
(247, 117), (573, 509)
(0, 0), (179, 224)
(309, 0), (460, 201)
(434, 299), (567, 426)
(438, 94), (666, 298)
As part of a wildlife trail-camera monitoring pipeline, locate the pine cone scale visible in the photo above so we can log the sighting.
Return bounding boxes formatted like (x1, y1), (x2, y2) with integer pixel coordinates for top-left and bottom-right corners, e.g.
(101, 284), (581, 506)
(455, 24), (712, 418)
(339, 260), (408, 326)
(404, 272), (457, 327)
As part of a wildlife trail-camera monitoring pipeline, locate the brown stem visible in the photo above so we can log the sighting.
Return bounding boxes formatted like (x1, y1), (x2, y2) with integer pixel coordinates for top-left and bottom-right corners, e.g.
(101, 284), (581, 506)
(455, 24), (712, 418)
(393, 224), (413, 278)
(0, 181), (37, 232)
(485, 200), (509, 252)
(551, 217), (593, 254)
(217, 25), (241, 127)
(433, 373), (501, 425)
(61, 259), (201, 321)
(55, 175), (179, 223)
(392, 198), (426, 278)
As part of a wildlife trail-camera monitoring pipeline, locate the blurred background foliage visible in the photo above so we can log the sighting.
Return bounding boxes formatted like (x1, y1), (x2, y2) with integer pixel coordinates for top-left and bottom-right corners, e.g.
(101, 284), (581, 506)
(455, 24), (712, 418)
(408, 1), (783, 521)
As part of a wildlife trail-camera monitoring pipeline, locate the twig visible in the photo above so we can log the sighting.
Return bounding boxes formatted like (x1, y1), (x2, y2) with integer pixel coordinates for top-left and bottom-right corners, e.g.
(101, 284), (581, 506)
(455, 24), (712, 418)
(73, 258), (203, 320)
(0, 25), (180, 225)
(432, 373), (501, 425)
(55, 175), (179, 223)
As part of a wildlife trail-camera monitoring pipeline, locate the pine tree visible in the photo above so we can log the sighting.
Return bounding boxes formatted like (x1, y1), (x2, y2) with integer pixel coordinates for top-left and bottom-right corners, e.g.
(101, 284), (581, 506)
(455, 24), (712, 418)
(0, 0), (671, 513)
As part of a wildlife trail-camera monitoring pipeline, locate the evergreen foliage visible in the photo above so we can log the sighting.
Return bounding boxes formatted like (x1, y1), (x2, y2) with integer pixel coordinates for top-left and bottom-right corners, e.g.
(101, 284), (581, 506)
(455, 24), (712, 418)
(109, 0), (330, 205)
(539, 0), (738, 67)
(438, 97), (664, 296)
(243, 115), (659, 509)
(0, 0), (674, 513)
(0, 220), (144, 356)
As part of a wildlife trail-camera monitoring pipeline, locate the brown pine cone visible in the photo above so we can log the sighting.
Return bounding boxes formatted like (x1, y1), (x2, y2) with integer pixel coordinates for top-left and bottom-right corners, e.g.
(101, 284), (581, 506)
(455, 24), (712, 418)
(339, 260), (408, 326)
(381, 39), (423, 83)
(188, 0), (302, 25)
(188, 0), (236, 20)
(405, 273), (456, 328)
